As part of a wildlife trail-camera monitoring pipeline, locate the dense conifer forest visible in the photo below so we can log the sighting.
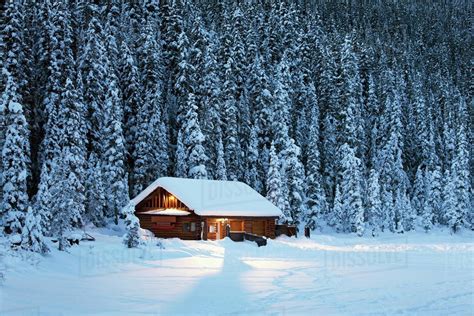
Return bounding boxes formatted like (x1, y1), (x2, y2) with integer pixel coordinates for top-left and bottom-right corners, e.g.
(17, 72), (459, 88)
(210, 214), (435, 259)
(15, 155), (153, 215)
(1, 0), (472, 252)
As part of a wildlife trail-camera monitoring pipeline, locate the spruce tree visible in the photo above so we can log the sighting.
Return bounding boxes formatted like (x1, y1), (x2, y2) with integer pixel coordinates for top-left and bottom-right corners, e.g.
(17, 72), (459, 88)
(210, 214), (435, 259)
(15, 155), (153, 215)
(411, 166), (426, 216)
(338, 144), (365, 235)
(119, 40), (142, 170)
(332, 184), (343, 230)
(1, 82), (30, 236)
(85, 153), (107, 227)
(367, 169), (383, 236)
(102, 79), (129, 224)
(266, 144), (288, 222)
(175, 130), (187, 178)
(123, 203), (140, 248)
(183, 93), (208, 179)
(451, 122), (471, 231)
(215, 136), (228, 181)
(244, 126), (261, 192)
(281, 139), (306, 228)
(49, 150), (84, 251)
(305, 104), (327, 230)
(443, 170), (461, 233)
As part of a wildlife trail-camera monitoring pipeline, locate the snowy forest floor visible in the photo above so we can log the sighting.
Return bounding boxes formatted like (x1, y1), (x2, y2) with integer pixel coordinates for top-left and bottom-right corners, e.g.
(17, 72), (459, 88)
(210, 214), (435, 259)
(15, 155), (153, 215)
(1, 227), (473, 315)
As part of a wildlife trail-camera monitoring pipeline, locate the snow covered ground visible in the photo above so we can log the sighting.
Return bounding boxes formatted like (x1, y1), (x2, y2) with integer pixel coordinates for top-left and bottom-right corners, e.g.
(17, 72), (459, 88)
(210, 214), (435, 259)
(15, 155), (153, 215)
(1, 228), (473, 315)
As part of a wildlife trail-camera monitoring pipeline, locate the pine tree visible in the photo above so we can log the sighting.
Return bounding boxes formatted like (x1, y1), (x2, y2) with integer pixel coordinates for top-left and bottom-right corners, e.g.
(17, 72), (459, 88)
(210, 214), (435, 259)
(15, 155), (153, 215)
(367, 169), (383, 236)
(425, 167), (443, 225)
(281, 139), (306, 228)
(320, 46), (340, 205)
(244, 126), (261, 192)
(183, 93), (208, 179)
(376, 83), (408, 231)
(175, 130), (187, 178)
(200, 37), (222, 180)
(272, 56), (292, 153)
(305, 104), (327, 230)
(340, 35), (365, 160)
(102, 79), (129, 223)
(174, 29), (193, 124)
(451, 121), (471, 231)
(53, 75), (88, 225)
(132, 21), (168, 193)
(85, 153), (107, 227)
(338, 144), (365, 235)
(266, 144), (288, 222)
(49, 150), (84, 251)
(34, 163), (53, 235)
(332, 184), (343, 230)
(123, 203), (140, 248)
(1, 83), (30, 236)
(396, 188), (415, 232)
(119, 40), (142, 170)
(443, 170), (461, 233)
(393, 187), (410, 233)
(1, 0), (26, 98)
(421, 192), (433, 232)
(215, 136), (228, 181)
(78, 4), (109, 157)
(411, 166), (425, 216)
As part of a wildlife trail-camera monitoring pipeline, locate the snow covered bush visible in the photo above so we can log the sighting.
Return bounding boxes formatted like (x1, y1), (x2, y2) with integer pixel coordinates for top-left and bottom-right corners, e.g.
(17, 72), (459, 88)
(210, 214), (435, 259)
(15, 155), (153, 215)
(21, 207), (49, 254)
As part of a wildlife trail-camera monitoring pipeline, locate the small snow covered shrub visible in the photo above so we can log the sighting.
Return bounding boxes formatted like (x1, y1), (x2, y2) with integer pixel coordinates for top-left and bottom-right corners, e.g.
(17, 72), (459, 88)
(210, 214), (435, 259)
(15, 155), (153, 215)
(122, 203), (140, 248)
(21, 207), (49, 254)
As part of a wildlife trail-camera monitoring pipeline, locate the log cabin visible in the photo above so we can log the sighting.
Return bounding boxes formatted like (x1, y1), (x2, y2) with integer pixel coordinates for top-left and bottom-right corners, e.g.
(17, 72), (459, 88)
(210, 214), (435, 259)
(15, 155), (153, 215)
(130, 177), (283, 240)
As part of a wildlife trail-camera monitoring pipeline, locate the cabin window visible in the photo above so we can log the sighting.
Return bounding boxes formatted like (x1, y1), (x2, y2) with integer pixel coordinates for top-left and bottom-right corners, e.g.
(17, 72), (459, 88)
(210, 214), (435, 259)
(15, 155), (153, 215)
(190, 222), (196, 232)
(209, 224), (216, 233)
(183, 223), (191, 232)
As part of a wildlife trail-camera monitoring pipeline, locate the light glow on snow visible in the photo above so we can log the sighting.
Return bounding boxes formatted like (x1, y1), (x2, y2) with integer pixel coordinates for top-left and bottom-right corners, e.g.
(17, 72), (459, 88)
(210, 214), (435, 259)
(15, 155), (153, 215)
(2, 228), (473, 315)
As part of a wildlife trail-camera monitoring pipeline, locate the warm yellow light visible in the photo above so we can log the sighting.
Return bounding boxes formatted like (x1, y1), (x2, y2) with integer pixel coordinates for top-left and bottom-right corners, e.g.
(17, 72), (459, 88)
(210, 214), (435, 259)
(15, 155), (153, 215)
(169, 195), (176, 200)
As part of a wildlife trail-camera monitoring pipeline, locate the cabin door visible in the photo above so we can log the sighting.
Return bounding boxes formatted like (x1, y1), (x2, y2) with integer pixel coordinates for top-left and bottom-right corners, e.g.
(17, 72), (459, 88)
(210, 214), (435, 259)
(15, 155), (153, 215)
(216, 222), (221, 240)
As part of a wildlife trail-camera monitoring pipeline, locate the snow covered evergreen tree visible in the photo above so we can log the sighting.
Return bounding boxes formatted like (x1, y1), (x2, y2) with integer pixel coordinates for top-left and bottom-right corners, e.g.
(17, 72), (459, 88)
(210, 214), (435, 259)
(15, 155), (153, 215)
(443, 170), (461, 233)
(305, 105), (327, 230)
(21, 206), (49, 254)
(215, 136), (228, 181)
(49, 150), (84, 251)
(281, 139), (306, 228)
(119, 40), (142, 170)
(123, 203), (140, 248)
(175, 130), (188, 178)
(425, 167), (443, 225)
(266, 144), (289, 222)
(338, 144), (365, 235)
(244, 126), (261, 192)
(102, 79), (129, 224)
(132, 21), (168, 194)
(1, 84), (30, 236)
(367, 169), (383, 236)
(340, 35), (365, 160)
(411, 166), (426, 217)
(183, 93), (208, 179)
(85, 153), (107, 227)
(449, 121), (471, 232)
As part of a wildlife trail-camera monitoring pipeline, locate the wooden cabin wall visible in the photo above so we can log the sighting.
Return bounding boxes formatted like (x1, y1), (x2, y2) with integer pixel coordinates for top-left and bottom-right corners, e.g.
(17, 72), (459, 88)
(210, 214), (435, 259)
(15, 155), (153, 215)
(204, 217), (277, 239)
(136, 213), (202, 240)
(136, 187), (189, 211)
(136, 215), (277, 240)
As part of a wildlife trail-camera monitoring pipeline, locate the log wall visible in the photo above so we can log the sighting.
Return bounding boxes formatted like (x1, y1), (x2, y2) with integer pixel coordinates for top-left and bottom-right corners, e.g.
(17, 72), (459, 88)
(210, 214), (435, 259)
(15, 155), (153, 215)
(136, 213), (202, 240)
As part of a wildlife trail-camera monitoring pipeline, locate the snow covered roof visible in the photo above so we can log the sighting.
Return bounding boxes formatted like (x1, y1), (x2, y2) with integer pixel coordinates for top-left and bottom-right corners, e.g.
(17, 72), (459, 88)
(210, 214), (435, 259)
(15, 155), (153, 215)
(137, 209), (191, 216)
(131, 177), (283, 217)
